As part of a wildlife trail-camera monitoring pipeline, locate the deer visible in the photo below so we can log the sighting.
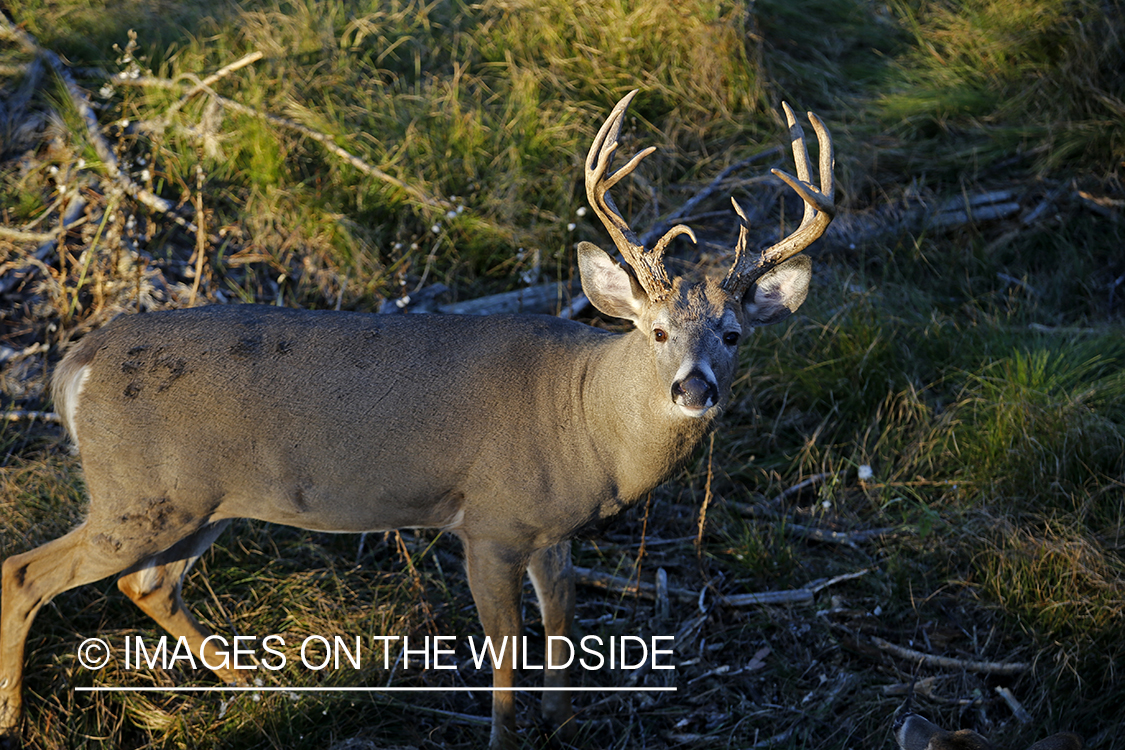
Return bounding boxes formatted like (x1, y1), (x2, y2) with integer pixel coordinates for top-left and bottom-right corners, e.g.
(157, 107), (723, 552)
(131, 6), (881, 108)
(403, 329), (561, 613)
(0, 90), (834, 748)
(895, 712), (1083, 750)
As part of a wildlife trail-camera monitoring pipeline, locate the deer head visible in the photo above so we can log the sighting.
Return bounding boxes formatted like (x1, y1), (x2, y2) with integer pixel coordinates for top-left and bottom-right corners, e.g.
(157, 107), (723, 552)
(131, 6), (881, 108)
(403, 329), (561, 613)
(578, 90), (835, 418)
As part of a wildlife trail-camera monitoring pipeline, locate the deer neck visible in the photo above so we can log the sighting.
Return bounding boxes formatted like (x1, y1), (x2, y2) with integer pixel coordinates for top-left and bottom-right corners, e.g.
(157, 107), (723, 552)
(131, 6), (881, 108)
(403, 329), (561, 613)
(577, 329), (716, 502)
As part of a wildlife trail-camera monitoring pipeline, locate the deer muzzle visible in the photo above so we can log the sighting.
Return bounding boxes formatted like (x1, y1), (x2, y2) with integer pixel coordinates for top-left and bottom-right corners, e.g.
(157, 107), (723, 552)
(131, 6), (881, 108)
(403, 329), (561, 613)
(671, 371), (718, 418)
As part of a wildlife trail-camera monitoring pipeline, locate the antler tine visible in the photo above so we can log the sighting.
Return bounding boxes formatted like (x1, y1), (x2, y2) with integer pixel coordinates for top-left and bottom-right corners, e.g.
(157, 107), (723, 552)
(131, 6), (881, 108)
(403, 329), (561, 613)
(721, 104), (835, 298)
(585, 90), (677, 301)
(725, 197), (753, 285)
(652, 224), (697, 258)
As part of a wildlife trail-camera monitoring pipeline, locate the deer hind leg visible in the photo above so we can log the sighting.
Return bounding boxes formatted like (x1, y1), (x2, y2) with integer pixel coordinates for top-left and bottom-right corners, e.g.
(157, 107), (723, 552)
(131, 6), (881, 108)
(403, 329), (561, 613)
(462, 538), (527, 750)
(0, 522), (174, 735)
(116, 520), (248, 686)
(527, 541), (576, 738)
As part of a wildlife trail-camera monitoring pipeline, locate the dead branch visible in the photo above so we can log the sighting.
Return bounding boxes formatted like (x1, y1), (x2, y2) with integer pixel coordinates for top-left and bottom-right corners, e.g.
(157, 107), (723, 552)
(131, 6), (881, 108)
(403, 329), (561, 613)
(1076, 189), (1123, 219)
(870, 636), (1031, 675)
(636, 147), (783, 249)
(750, 727), (796, 749)
(928, 190), (1021, 229)
(994, 685), (1033, 723)
(573, 565), (697, 602)
(0, 226), (55, 243)
(557, 292), (590, 320)
(378, 698), (492, 727)
(0, 17), (199, 237)
(721, 588), (814, 607)
(809, 188), (1026, 258)
(773, 472), (832, 504)
(0, 342), (48, 363)
(573, 565), (817, 607)
(158, 51), (264, 126)
(882, 675), (946, 698)
(438, 281), (578, 316)
(382, 281), (580, 317)
(805, 568), (871, 594)
(776, 522), (902, 548)
(100, 70), (452, 211)
(732, 472), (832, 518)
(1023, 184), (1066, 225)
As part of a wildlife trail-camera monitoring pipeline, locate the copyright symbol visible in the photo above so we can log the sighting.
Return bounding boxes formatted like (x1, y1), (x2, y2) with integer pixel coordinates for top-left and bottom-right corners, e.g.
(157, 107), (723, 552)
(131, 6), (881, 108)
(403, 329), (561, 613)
(77, 638), (111, 670)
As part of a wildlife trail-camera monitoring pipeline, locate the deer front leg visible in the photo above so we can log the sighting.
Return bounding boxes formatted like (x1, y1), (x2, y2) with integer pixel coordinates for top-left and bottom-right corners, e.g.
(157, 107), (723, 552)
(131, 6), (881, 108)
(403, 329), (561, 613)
(463, 538), (526, 750)
(528, 541), (576, 738)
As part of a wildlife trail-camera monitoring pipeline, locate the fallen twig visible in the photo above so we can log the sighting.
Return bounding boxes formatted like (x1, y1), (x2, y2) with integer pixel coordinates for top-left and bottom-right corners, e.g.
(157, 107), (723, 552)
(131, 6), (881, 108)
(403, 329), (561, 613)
(437, 281), (578, 316)
(379, 697), (491, 726)
(928, 190), (1021, 229)
(805, 568), (871, 594)
(1076, 189), (1123, 219)
(721, 588), (814, 607)
(557, 292), (590, 320)
(882, 675), (945, 698)
(0, 225), (56, 243)
(573, 565), (697, 602)
(158, 50), (264, 126)
(1023, 184), (1066, 226)
(573, 566), (823, 607)
(997, 272), (1039, 296)
(726, 472), (833, 519)
(637, 147), (783, 249)
(994, 685), (1033, 723)
(0, 342), (49, 363)
(3, 411), (61, 423)
(0, 194), (88, 296)
(750, 726), (796, 749)
(777, 522), (902, 548)
(381, 280), (580, 317)
(773, 472), (832, 504)
(207, 92), (452, 210)
(870, 636), (1031, 675)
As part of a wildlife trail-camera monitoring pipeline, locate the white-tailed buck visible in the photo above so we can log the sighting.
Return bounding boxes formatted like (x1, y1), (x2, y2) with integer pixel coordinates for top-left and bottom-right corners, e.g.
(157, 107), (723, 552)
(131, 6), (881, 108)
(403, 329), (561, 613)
(895, 712), (1083, 750)
(0, 91), (834, 747)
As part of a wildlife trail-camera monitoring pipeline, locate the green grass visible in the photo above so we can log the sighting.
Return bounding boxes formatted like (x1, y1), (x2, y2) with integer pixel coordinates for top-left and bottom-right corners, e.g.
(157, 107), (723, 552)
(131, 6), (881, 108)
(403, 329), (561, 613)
(2, 0), (1125, 747)
(878, 0), (1125, 174)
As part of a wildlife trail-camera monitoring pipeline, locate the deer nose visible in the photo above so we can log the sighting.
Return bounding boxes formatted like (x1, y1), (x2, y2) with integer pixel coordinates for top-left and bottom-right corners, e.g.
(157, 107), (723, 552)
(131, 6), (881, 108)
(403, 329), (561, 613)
(671, 373), (718, 412)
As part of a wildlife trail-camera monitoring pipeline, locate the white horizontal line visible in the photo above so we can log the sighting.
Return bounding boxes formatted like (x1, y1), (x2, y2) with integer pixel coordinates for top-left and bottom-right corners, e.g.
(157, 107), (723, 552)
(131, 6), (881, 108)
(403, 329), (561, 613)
(75, 686), (676, 693)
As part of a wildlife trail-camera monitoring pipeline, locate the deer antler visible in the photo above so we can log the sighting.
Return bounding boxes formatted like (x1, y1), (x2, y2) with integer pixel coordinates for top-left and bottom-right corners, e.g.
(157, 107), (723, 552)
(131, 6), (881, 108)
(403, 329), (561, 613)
(721, 103), (835, 298)
(585, 90), (696, 303)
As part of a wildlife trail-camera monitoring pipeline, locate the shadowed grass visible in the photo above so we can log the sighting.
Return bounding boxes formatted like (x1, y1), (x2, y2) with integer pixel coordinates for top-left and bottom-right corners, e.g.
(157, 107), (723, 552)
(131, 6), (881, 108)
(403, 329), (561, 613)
(878, 0), (1125, 173)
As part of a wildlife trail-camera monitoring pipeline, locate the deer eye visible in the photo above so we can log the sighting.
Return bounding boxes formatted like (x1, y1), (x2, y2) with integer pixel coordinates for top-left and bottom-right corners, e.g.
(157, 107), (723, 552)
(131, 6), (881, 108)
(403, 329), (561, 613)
(653, 328), (668, 343)
(722, 331), (740, 346)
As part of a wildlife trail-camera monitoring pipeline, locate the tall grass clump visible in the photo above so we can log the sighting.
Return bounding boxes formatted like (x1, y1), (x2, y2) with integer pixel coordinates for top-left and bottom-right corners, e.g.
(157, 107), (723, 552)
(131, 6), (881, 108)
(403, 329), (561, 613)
(879, 0), (1125, 172)
(11, 0), (800, 311)
(474, 0), (767, 149)
(942, 346), (1125, 517)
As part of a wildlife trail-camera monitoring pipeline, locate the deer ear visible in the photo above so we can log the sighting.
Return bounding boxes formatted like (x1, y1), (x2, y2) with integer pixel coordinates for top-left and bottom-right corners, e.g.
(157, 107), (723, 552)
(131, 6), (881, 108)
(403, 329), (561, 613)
(578, 241), (648, 323)
(742, 254), (811, 326)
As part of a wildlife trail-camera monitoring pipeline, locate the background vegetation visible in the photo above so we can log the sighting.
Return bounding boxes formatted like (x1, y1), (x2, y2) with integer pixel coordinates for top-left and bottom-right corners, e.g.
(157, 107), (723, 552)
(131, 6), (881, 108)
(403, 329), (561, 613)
(1, 0), (1123, 747)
